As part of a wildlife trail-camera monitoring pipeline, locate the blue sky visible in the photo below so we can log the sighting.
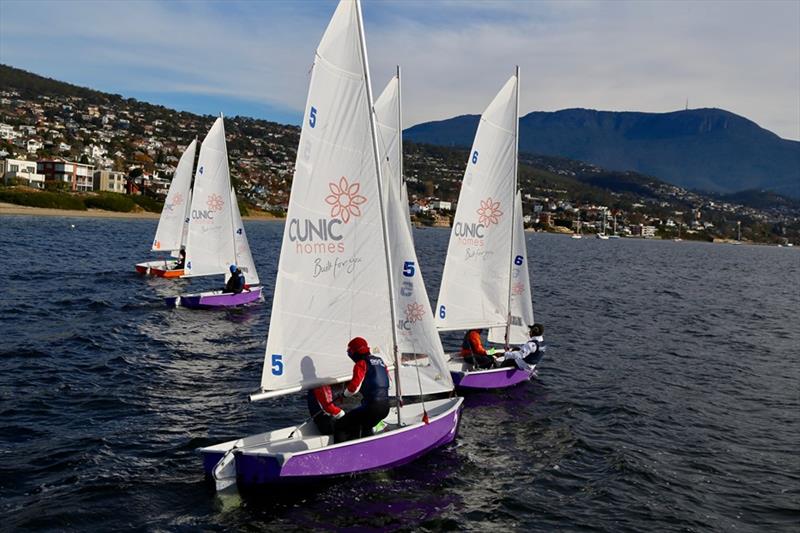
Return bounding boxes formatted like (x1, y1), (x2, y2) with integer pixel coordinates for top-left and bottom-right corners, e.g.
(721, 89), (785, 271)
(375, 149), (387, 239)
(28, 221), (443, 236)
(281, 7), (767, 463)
(1, 0), (798, 140)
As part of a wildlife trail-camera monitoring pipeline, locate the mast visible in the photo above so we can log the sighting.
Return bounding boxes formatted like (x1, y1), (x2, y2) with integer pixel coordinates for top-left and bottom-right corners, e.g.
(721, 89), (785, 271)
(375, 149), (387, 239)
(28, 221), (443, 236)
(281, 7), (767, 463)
(355, 0), (402, 423)
(220, 113), (240, 269)
(504, 66), (520, 346)
(397, 65), (404, 192)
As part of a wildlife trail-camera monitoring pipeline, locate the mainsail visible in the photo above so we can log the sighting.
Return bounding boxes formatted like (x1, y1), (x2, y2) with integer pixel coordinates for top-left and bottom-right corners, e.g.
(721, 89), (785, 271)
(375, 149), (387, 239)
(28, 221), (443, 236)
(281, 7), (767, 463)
(435, 74), (519, 332)
(258, 0), (394, 395)
(375, 72), (452, 396)
(183, 117), (236, 279)
(152, 139), (196, 252)
(488, 191), (533, 344)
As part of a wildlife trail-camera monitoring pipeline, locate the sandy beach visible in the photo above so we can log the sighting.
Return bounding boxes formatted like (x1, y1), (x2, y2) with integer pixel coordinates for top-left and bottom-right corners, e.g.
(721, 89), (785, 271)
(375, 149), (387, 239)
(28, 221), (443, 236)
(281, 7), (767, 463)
(0, 202), (282, 221)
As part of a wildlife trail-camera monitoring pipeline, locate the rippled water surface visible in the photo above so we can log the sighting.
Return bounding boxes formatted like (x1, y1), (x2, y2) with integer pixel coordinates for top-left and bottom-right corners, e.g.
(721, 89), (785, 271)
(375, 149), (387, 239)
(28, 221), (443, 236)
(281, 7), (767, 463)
(1, 216), (798, 531)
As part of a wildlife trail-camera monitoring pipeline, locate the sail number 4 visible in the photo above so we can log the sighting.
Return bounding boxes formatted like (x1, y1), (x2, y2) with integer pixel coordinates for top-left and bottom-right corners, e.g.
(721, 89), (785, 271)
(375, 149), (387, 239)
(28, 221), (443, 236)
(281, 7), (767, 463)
(271, 354), (284, 375)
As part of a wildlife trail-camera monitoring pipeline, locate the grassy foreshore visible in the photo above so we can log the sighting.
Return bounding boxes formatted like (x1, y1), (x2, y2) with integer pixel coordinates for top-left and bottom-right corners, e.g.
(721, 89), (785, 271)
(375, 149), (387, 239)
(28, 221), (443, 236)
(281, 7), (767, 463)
(0, 202), (282, 221)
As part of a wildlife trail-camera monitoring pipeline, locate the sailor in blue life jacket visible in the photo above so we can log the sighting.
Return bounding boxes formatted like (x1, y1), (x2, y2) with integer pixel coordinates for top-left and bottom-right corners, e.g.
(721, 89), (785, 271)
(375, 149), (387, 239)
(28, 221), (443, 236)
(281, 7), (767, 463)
(223, 264), (245, 294)
(333, 336), (391, 443)
(307, 384), (345, 435)
(496, 323), (546, 371)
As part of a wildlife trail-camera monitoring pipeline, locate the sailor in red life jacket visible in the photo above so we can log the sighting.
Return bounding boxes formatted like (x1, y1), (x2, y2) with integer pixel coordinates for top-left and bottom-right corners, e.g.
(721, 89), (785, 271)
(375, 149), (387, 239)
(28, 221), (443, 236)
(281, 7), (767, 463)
(307, 384), (344, 435)
(460, 329), (495, 369)
(333, 337), (391, 443)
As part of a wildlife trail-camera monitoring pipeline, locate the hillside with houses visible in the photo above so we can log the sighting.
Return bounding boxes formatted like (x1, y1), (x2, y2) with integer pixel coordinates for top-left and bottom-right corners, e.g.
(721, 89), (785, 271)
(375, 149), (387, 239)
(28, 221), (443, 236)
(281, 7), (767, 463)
(1, 64), (798, 244)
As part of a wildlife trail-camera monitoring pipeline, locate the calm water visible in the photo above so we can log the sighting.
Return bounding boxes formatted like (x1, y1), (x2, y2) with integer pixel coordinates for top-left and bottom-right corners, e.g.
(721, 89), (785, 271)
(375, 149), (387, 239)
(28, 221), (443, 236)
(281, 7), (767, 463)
(1, 216), (798, 532)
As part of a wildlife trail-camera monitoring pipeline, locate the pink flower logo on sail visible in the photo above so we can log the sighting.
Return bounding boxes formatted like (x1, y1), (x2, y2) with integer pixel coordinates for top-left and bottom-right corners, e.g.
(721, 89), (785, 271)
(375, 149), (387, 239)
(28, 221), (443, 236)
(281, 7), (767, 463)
(325, 176), (367, 223)
(512, 282), (525, 296)
(405, 302), (425, 323)
(206, 193), (224, 212)
(173, 193), (184, 206)
(477, 197), (503, 227)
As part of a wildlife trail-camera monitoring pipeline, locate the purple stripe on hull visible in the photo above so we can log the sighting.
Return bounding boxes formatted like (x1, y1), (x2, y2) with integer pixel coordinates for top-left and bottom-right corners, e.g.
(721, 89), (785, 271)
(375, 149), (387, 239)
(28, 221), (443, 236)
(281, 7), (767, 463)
(451, 367), (531, 390)
(167, 287), (262, 309)
(242, 405), (461, 485)
(201, 400), (463, 487)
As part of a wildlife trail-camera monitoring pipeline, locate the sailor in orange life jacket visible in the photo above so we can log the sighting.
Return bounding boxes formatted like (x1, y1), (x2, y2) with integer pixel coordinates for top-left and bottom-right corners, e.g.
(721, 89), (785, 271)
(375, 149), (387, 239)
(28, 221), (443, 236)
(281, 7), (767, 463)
(460, 329), (496, 369)
(333, 336), (391, 443)
(307, 384), (344, 435)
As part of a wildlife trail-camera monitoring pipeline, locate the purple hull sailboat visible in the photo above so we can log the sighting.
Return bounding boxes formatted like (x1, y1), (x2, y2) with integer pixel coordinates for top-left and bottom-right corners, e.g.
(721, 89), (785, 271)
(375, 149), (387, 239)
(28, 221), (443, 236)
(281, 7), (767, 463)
(199, 0), (462, 492)
(169, 117), (262, 309)
(436, 69), (544, 391)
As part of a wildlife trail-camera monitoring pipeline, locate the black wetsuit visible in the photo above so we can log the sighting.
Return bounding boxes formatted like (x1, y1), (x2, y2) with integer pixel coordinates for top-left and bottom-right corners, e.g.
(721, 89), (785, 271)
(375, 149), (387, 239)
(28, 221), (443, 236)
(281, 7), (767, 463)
(334, 354), (390, 443)
(223, 269), (245, 294)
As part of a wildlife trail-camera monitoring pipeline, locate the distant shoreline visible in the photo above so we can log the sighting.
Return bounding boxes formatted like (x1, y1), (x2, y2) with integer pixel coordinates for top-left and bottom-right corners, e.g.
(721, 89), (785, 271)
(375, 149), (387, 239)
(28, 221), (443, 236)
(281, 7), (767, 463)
(0, 202), (283, 221)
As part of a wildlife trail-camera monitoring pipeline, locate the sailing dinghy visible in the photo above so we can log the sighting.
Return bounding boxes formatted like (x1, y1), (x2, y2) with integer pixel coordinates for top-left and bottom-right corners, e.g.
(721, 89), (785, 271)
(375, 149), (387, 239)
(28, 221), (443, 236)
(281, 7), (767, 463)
(135, 139), (196, 277)
(198, 0), (462, 490)
(435, 68), (535, 390)
(165, 116), (262, 309)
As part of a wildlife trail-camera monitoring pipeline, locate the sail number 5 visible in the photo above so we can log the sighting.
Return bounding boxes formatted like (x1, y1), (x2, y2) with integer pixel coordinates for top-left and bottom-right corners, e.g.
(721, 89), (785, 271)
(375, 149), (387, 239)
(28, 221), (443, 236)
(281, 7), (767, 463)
(271, 354), (284, 375)
(309, 107), (318, 128)
(402, 261), (415, 277)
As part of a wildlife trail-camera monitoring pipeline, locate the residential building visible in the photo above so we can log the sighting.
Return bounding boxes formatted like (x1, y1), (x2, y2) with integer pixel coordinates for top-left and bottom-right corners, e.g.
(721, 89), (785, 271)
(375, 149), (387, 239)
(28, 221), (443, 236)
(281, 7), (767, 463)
(630, 224), (657, 238)
(37, 159), (95, 192)
(0, 123), (18, 140)
(93, 170), (127, 193)
(1, 158), (46, 188)
(26, 139), (43, 153)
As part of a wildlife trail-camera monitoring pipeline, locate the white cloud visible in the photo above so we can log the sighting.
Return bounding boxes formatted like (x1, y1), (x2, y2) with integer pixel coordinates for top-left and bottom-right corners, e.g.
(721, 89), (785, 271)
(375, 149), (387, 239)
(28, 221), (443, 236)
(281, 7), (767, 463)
(1, 0), (798, 140)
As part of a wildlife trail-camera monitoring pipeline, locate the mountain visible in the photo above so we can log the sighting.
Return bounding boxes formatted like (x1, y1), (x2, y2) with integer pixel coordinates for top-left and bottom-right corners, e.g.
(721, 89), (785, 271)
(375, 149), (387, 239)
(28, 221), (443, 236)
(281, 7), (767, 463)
(405, 108), (800, 198)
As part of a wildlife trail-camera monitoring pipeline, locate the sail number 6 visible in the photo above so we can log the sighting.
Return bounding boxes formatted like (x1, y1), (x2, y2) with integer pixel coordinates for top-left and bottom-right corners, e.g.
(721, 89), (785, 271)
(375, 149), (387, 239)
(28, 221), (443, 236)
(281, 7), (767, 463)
(471, 151), (479, 164)
(514, 255), (523, 265)
(439, 305), (446, 319)
(271, 354), (284, 375)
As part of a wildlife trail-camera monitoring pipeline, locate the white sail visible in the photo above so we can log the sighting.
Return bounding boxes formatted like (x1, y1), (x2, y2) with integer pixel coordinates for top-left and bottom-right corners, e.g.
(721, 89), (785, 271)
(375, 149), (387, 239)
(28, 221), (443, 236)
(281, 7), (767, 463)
(259, 0), (394, 394)
(170, 187), (193, 259)
(489, 191), (533, 344)
(435, 74), (519, 331)
(230, 186), (260, 286)
(183, 117), (236, 279)
(153, 139), (196, 252)
(376, 73), (452, 396)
